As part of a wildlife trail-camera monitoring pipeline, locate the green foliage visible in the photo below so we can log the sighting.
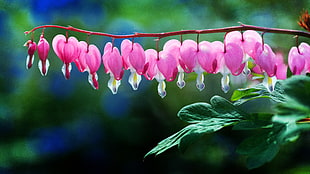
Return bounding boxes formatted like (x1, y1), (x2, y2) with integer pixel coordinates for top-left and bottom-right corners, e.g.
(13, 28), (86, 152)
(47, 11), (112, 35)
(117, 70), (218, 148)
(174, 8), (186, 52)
(145, 75), (310, 169)
(144, 96), (246, 157)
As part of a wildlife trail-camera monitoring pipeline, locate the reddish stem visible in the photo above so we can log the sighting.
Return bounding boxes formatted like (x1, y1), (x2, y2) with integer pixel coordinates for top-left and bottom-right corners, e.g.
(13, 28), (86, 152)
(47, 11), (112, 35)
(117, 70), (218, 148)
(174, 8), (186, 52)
(24, 24), (310, 39)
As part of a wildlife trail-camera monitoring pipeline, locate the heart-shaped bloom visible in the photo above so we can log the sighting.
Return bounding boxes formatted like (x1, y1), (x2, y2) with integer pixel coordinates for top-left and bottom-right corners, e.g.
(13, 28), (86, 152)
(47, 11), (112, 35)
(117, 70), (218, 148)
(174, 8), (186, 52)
(289, 42), (310, 74)
(102, 42), (124, 94)
(255, 44), (277, 77)
(144, 49), (168, 98)
(197, 41), (219, 74)
(225, 30), (262, 59)
(79, 44), (101, 89)
(144, 49), (159, 81)
(52, 34), (79, 79)
(121, 39), (147, 90)
(24, 40), (37, 69)
(162, 39), (184, 88)
(224, 43), (245, 76)
(288, 45), (306, 75)
(157, 50), (178, 82)
(74, 41), (86, 72)
(37, 34), (50, 76)
(180, 39), (198, 73)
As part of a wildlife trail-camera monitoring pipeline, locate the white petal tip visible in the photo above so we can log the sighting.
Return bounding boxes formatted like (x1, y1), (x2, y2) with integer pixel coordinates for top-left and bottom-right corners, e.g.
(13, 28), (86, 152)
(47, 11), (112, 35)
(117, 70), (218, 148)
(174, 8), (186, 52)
(177, 81), (185, 89)
(158, 91), (166, 98)
(196, 83), (205, 91)
(38, 59), (50, 76)
(222, 85), (230, 93)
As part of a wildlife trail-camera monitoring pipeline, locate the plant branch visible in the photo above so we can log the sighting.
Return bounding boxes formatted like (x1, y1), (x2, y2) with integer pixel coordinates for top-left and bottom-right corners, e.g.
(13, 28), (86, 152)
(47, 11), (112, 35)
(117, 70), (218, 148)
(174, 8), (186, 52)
(24, 24), (310, 39)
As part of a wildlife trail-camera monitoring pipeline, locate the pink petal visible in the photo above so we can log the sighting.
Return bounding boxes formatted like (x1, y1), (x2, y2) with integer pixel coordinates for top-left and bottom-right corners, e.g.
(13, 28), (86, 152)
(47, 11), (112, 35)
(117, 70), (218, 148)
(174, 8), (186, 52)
(52, 34), (66, 61)
(74, 41), (88, 72)
(180, 39), (198, 73)
(144, 49), (158, 80)
(197, 41), (218, 73)
(224, 43), (245, 76)
(256, 44), (277, 77)
(121, 39), (133, 70)
(24, 40), (37, 69)
(288, 47), (305, 75)
(129, 43), (146, 75)
(102, 42), (124, 80)
(52, 34), (79, 64)
(299, 42), (310, 73)
(242, 30), (262, 59)
(85, 44), (101, 74)
(225, 31), (242, 45)
(157, 51), (178, 81)
(37, 35), (50, 61)
(274, 53), (287, 80)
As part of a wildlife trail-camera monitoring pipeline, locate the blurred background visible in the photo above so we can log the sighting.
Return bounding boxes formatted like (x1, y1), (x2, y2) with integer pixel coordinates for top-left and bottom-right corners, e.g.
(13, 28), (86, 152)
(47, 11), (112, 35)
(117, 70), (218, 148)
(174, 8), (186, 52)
(0, 0), (310, 173)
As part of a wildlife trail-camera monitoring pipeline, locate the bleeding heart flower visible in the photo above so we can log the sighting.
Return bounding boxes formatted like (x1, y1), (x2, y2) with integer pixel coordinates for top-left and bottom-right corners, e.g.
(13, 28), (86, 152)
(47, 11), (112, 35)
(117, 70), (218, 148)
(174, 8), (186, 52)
(197, 41), (218, 74)
(255, 44), (277, 77)
(74, 41), (86, 72)
(103, 42), (124, 94)
(79, 44), (101, 89)
(288, 45), (306, 75)
(180, 39), (197, 73)
(162, 39), (185, 89)
(298, 42), (310, 73)
(37, 34), (50, 76)
(52, 34), (79, 79)
(24, 40), (37, 69)
(224, 43), (245, 76)
(121, 39), (147, 90)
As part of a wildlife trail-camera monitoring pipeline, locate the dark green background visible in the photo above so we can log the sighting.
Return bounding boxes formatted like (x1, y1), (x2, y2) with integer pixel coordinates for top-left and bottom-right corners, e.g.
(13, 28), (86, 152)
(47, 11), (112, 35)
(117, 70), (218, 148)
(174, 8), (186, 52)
(0, 0), (309, 173)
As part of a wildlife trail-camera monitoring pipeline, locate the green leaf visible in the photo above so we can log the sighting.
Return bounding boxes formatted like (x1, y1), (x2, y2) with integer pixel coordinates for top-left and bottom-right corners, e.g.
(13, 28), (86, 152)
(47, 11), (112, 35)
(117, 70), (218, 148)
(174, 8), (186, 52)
(281, 75), (310, 107)
(232, 120), (272, 130)
(178, 96), (247, 123)
(231, 82), (285, 105)
(237, 124), (285, 169)
(145, 96), (246, 158)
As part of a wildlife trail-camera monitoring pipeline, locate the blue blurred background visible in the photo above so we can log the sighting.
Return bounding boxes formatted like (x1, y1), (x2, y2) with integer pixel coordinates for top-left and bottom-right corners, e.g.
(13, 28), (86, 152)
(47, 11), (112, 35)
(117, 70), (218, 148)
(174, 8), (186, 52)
(0, 0), (310, 173)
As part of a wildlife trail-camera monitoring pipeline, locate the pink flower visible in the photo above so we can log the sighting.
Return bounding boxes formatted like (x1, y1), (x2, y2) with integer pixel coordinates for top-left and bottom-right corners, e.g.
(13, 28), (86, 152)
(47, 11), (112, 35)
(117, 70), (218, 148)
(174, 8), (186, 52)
(144, 48), (168, 98)
(121, 39), (147, 90)
(37, 34), (50, 76)
(255, 44), (277, 77)
(224, 43), (245, 76)
(24, 40), (37, 69)
(79, 44), (101, 89)
(225, 30), (262, 59)
(297, 42), (310, 73)
(288, 46), (306, 75)
(144, 49), (159, 81)
(74, 41), (87, 72)
(162, 39), (184, 88)
(157, 50), (178, 82)
(102, 42), (124, 94)
(197, 41), (219, 74)
(242, 30), (262, 59)
(180, 39), (197, 73)
(274, 52), (287, 80)
(52, 34), (79, 79)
